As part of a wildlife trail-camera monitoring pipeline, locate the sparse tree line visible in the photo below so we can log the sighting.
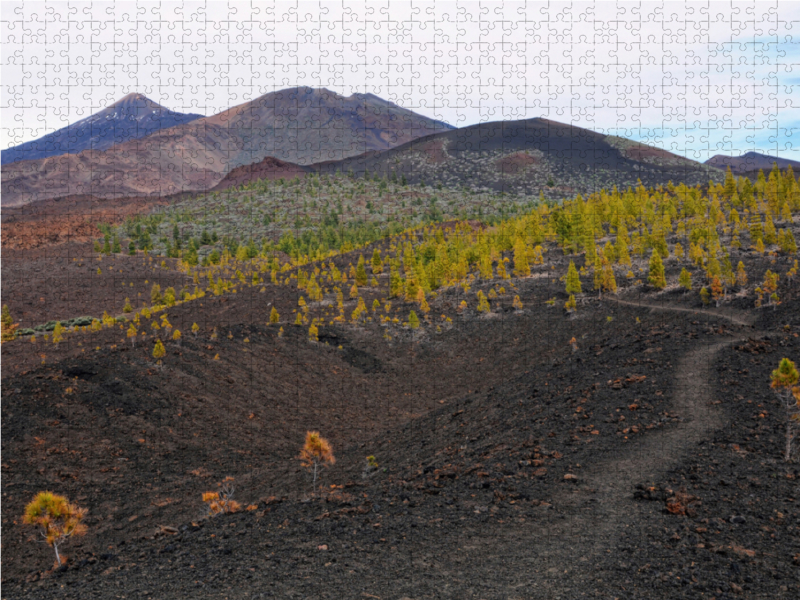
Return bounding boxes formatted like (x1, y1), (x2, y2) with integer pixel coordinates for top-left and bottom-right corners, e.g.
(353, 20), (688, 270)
(20, 431), (362, 571)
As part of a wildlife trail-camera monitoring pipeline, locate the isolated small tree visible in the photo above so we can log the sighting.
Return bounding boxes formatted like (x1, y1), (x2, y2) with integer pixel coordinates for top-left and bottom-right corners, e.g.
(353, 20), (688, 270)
(371, 248), (383, 274)
(564, 294), (577, 313)
(192, 322), (200, 336)
(172, 329), (181, 346)
(648, 250), (666, 289)
(23, 491), (87, 568)
(710, 275), (724, 307)
(1, 305), (18, 342)
(127, 324), (137, 347)
(51, 322), (64, 345)
(513, 295), (523, 310)
(408, 310), (420, 329)
(350, 283), (359, 299)
(308, 323), (319, 342)
(123, 297), (133, 313)
(476, 290), (491, 313)
(269, 306), (280, 324)
(202, 477), (241, 516)
(153, 339), (166, 369)
(770, 358), (800, 462)
(565, 260), (582, 294)
(700, 286), (710, 306)
(299, 431), (335, 492)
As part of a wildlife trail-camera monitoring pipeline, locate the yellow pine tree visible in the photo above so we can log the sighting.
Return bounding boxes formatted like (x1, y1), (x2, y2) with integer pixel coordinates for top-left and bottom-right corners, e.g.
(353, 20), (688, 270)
(270, 306), (280, 324)
(298, 431), (335, 491)
(23, 491), (87, 568)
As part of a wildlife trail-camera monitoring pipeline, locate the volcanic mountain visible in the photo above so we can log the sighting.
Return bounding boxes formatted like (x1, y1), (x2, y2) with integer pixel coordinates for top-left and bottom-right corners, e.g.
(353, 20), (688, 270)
(0, 93), (204, 165)
(311, 118), (726, 196)
(705, 151), (800, 177)
(0, 88), (454, 207)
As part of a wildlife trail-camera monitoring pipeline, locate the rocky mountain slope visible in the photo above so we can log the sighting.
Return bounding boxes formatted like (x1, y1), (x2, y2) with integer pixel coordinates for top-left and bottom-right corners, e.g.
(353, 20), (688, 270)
(1, 93), (203, 165)
(313, 118), (726, 196)
(705, 151), (800, 176)
(1, 88), (453, 207)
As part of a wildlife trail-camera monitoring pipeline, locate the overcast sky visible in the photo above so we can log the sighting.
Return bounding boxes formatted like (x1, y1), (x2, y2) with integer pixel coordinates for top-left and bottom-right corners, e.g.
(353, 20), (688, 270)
(2, 0), (799, 161)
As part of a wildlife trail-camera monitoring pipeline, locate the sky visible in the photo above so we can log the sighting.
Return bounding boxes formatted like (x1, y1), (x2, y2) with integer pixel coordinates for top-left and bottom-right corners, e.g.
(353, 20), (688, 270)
(2, 0), (799, 162)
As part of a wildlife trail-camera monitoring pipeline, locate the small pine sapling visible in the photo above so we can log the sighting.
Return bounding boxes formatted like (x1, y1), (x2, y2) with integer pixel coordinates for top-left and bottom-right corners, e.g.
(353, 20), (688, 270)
(269, 306), (280, 324)
(408, 310), (420, 329)
(1, 305), (20, 342)
(513, 295), (523, 310)
(123, 297), (133, 313)
(476, 290), (491, 313)
(569, 336), (578, 352)
(308, 323), (319, 342)
(700, 286), (710, 306)
(648, 250), (666, 289)
(299, 431), (336, 492)
(153, 339), (166, 369)
(736, 262), (748, 287)
(355, 255), (368, 286)
(51, 322), (64, 345)
(564, 294), (577, 313)
(23, 491), (87, 568)
(565, 260), (582, 294)
(127, 324), (137, 347)
(679, 268), (692, 293)
(770, 358), (800, 462)
(192, 322), (200, 336)
(172, 329), (181, 345)
(371, 249), (383, 274)
(202, 477), (241, 516)
(710, 275), (724, 307)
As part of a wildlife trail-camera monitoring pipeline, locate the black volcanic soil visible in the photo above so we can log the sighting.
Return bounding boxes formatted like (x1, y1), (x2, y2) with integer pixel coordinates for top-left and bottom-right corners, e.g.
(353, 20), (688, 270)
(3, 239), (800, 598)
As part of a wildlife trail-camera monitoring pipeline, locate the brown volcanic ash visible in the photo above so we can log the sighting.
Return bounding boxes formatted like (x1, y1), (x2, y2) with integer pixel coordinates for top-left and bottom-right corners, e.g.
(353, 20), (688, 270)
(1, 87), (453, 207)
(210, 156), (311, 191)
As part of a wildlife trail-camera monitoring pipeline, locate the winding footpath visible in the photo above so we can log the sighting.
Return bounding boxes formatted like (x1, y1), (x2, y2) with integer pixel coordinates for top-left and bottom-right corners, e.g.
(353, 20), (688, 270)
(455, 298), (772, 597)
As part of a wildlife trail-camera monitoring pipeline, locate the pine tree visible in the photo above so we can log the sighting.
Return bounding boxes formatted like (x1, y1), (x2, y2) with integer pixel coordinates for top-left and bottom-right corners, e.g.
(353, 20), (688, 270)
(127, 324), (137, 347)
(416, 287), (430, 313)
(270, 306), (280, 324)
(770, 358), (800, 462)
(565, 260), (582, 294)
(601, 259), (617, 295)
(298, 431), (336, 492)
(153, 339), (166, 369)
(476, 290), (491, 313)
(513, 295), (523, 310)
(648, 250), (666, 289)
(679, 267), (692, 292)
(1, 305), (18, 342)
(356, 255), (368, 286)
(23, 491), (87, 568)
(408, 310), (420, 329)
(192, 322), (200, 336)
(151, 283), (162, 305)
(52, 322), (64, 344)
(564, 294), (577, 313)
(513, 239), (531, 277)
(736, 262), (748, 287)
(371, 249), (383, 274)
(308, 323), (319, 342)
(700, 286), (710, 306)
(389, 268), (403, 299)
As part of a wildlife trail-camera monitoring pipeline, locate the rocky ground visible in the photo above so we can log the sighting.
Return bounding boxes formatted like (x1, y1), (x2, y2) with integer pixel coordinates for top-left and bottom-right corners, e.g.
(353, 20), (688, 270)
(2, 231), (800, 599)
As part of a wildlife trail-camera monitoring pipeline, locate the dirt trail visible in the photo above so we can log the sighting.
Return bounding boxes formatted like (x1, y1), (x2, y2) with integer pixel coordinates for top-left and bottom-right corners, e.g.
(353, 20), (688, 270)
(609, 296), (756, 328)
(448, 300), (766, 596)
